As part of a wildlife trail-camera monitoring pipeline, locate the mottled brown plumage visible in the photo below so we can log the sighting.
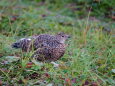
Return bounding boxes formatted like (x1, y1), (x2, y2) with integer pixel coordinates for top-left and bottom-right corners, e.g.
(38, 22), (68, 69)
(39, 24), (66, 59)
(12, 32), (70, 61)
(11, 38), (32, 52)
(32, 40), (67, 62)
(32, 32), (70, 61)
(33, 32), (69, 50)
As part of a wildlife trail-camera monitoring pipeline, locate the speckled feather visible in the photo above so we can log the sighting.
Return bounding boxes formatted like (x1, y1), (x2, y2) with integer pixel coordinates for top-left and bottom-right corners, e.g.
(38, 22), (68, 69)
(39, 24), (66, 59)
(32, 40), (66, 62)
(12, 32), (70, 61)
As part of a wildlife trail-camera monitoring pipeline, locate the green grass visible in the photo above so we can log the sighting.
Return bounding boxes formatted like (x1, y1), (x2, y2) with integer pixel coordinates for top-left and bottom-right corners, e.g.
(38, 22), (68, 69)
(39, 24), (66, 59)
(0, 0), (115, 85)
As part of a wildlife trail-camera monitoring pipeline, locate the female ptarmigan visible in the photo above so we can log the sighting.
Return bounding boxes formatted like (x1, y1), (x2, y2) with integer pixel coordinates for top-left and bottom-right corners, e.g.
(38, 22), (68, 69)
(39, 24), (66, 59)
(12, 32), (70, 61)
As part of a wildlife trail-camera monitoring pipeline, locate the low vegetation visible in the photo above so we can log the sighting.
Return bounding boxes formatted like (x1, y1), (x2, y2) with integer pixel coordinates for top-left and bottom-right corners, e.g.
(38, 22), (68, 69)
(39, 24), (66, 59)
(0, 0), (114, 85)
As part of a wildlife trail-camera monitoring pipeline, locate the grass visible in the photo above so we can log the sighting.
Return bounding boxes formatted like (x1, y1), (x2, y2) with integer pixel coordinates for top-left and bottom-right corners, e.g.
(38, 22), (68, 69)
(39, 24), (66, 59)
(0, 0), (115, 85)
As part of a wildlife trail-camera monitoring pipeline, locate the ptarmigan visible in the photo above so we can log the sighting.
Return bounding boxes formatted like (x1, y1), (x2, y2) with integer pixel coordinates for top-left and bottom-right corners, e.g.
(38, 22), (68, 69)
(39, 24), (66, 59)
(12, 32), (70, 62)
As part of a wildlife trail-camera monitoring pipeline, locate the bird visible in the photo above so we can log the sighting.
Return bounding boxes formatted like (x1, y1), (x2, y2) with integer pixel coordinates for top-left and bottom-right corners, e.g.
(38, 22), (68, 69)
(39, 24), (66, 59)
(12, 32), (70, 62)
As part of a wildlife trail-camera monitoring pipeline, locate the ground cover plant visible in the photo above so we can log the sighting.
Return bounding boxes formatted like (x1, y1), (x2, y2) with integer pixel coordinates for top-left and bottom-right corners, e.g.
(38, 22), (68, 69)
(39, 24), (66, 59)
(0, 0), (115, 85)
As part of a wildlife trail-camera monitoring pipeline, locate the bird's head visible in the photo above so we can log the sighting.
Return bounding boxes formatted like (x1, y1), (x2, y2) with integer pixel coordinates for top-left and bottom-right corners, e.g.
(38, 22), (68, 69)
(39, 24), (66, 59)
(56, 32), (70, 43)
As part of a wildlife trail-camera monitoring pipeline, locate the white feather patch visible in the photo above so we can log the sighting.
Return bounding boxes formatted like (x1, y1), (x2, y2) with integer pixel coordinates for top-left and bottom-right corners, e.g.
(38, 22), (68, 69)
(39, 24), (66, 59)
(20, 38), (26, 40)
(27, 38), (31, 41)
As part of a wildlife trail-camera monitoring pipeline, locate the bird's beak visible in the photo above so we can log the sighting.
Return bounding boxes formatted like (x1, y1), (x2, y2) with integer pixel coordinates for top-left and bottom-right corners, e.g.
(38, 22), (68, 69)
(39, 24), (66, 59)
(67, 35), (71, 38)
